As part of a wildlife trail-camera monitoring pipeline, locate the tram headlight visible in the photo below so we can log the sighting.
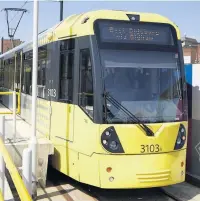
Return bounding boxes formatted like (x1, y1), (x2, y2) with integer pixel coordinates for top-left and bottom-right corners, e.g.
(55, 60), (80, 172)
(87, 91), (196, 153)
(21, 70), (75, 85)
(174, 124), (186, 150)
(109, 141), (118, 150)
(101, 126), (124, 153)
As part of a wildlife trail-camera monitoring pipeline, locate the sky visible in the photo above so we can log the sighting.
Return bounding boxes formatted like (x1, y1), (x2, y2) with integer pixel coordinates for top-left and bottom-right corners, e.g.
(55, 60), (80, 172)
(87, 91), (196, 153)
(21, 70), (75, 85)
(0, 1), (199, 42)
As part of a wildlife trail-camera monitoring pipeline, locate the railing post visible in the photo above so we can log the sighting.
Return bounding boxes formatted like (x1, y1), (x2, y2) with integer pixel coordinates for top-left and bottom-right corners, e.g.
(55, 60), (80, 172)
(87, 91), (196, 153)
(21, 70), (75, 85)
(31, 0), (39, 198)
(13, 91), (16, 142)
(22, 148), (32, 195)
(0, 116), (5, 198)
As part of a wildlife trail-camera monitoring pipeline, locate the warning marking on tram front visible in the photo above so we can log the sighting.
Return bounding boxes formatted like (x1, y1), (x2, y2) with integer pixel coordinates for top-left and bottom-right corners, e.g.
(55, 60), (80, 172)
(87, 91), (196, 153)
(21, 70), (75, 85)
(195, 142), (200, 161)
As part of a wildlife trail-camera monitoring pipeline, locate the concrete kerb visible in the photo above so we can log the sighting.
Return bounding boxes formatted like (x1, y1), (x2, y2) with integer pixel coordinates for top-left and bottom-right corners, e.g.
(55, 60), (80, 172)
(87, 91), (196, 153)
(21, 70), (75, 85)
(5, 139), (54, 188)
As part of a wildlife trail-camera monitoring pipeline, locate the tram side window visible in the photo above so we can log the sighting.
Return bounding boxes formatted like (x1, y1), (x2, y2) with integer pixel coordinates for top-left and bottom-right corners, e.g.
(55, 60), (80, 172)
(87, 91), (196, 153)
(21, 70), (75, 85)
(79, 49), (94, 118)
(0, 60), (4, 88)
(23, 51), (32, 95)
(9, 58), (15, 90)
(59, 52), (74, 101)
(16, 53), (21, 90)
(21, 54), (25, 93)
(38, 46), (47, 98)
(59, 39), (74, 102)
(4, 60), (9, 89)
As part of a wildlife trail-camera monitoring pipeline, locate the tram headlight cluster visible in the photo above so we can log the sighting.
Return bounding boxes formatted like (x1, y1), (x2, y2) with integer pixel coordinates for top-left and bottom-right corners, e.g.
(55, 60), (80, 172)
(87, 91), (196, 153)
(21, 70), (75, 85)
(174, 124), (186, 150)
(101, 127), (124, 153)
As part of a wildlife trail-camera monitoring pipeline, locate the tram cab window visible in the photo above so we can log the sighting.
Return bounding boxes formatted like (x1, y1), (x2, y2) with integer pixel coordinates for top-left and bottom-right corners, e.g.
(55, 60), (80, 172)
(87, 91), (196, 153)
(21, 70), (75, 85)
(79, 49), (94, 118)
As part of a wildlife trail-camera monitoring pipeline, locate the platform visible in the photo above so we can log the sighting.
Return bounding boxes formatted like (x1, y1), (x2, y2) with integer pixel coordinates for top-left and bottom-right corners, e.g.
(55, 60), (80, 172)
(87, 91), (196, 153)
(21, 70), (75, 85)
(0, 176), (14, 201)
(0, 103), (54, 200)
(162, 182), (200, 201)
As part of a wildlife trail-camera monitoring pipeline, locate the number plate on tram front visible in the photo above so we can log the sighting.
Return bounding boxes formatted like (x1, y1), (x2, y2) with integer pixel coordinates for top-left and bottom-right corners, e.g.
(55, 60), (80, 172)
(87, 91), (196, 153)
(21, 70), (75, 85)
(140, 144), (162, 153)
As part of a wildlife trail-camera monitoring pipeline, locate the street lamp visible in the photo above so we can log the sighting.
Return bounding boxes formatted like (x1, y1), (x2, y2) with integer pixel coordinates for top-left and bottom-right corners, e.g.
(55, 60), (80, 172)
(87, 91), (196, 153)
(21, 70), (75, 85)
(59, 0), (63, 21)
(45, 0), (64, 21)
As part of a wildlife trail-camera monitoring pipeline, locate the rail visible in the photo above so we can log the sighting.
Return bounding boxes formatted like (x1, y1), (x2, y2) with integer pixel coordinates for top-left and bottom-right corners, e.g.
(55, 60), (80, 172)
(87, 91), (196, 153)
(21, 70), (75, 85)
(0, 91), (32, 201)
(0, 136), (32, 201)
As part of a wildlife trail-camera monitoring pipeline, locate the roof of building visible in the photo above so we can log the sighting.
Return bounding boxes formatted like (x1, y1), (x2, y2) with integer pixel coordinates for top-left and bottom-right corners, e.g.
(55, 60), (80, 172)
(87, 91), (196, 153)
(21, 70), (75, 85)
(181, 36), (198, 44)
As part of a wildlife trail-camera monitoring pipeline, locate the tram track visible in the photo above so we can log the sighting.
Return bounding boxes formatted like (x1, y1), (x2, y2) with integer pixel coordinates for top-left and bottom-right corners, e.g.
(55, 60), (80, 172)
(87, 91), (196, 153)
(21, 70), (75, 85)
(37, 166), (182, 201)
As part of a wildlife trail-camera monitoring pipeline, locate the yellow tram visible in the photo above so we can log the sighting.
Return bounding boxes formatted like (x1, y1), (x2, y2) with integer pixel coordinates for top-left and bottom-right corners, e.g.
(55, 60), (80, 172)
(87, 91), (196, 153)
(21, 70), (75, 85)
(0, 10), (188, 188)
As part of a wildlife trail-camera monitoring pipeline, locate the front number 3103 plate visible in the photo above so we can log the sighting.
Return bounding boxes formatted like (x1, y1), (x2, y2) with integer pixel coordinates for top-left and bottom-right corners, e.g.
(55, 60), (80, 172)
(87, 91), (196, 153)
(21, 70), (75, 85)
(140, 144), (162, 153)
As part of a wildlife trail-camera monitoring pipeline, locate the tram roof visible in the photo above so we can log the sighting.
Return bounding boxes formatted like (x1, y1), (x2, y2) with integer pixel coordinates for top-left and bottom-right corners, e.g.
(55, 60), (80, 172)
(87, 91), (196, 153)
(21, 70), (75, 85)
(0, 9), (180, 59)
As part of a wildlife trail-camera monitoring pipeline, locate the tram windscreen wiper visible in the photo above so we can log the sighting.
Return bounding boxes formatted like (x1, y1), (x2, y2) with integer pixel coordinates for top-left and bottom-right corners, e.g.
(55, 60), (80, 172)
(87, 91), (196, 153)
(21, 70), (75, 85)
(104, 92), (154, 137)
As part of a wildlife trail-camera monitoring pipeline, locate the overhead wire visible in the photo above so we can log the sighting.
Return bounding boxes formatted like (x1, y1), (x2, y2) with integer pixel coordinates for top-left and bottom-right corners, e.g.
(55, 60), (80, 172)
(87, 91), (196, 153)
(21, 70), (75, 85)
(0, 0), (29, 38)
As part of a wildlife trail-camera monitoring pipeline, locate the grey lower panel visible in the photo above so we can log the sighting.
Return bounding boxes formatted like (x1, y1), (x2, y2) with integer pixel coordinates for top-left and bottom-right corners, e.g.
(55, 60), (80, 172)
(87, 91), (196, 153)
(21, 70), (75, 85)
(187, 119), (200, 179)
(1, 91), (51, 136)
(1, 89), (14, 109)
(20, 93), (51, 136)
(20, 93), (32, 124)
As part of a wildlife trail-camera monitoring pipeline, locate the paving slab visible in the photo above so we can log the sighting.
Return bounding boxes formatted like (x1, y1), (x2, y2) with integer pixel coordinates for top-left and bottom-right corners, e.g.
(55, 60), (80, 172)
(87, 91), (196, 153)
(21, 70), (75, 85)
(0, 176), (14, 201)
(162, 182), (200, 201)
(36, 183), (97, 201)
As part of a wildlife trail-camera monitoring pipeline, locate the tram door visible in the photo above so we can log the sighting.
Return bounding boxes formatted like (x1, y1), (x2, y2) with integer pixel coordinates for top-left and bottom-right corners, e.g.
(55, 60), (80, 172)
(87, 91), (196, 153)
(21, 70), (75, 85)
(77, 37), (94, 116)
(57, 39), (75, 142)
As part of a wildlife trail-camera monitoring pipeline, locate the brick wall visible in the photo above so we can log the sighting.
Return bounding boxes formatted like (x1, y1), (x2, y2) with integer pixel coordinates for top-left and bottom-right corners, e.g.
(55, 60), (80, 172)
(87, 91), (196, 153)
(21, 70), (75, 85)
(1, 39), (22, 53)
(197, 44), (200, 62)
(183, 46), (200, 63)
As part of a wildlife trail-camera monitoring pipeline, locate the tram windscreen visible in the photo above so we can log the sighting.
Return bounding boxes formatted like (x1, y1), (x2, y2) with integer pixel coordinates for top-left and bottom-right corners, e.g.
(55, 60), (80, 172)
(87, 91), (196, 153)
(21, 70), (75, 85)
(101, 50), (183, 123)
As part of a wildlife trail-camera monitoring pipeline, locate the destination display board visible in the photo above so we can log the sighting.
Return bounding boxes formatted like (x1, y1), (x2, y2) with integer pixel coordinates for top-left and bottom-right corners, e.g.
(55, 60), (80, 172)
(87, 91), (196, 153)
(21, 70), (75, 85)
(98, 21), (174, 46)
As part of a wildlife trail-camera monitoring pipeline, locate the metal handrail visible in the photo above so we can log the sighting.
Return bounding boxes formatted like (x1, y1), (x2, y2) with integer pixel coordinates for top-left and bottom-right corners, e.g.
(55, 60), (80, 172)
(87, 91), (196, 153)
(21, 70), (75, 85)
(0, 137), (32, 201)
(0, 91), (20, 114)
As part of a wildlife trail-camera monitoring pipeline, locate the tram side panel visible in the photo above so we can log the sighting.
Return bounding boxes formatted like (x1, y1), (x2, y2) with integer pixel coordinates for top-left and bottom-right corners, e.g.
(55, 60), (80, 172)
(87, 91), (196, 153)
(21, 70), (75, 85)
(49, 37), (101, 185)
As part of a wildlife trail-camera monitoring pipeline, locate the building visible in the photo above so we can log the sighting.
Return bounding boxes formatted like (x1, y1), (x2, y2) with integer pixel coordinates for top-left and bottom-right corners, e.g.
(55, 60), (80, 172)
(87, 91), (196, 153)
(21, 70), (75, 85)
(182, 36), (200, 64)
(0, 39), (23, 54)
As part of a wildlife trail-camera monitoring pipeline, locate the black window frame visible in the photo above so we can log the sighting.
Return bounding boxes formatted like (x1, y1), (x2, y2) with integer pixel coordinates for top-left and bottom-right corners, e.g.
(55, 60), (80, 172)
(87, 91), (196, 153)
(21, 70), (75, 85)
(23, 50), (33, 95)
(3, 60), (9, 89)
(9, 57), (15, 90)
(59, 39), (75, 103)
(78, 48), (94, 119)
(37, 45), (47, 99)
(15, 51), (21, 90)
(0, 59), (4, 88)
(94, 19), (179, 52)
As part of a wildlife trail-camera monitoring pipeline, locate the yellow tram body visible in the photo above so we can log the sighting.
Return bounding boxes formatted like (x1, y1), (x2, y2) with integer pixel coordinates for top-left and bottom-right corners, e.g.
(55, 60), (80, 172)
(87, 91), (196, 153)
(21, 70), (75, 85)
(52, 106), (187, 188)
(0, 10), (188, 188)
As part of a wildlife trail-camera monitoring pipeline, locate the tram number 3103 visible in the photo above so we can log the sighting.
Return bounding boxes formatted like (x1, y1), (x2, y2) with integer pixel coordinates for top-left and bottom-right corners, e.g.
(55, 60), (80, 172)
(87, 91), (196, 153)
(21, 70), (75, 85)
(47, 89), (56, 97)
(140, 144), (161, 153)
